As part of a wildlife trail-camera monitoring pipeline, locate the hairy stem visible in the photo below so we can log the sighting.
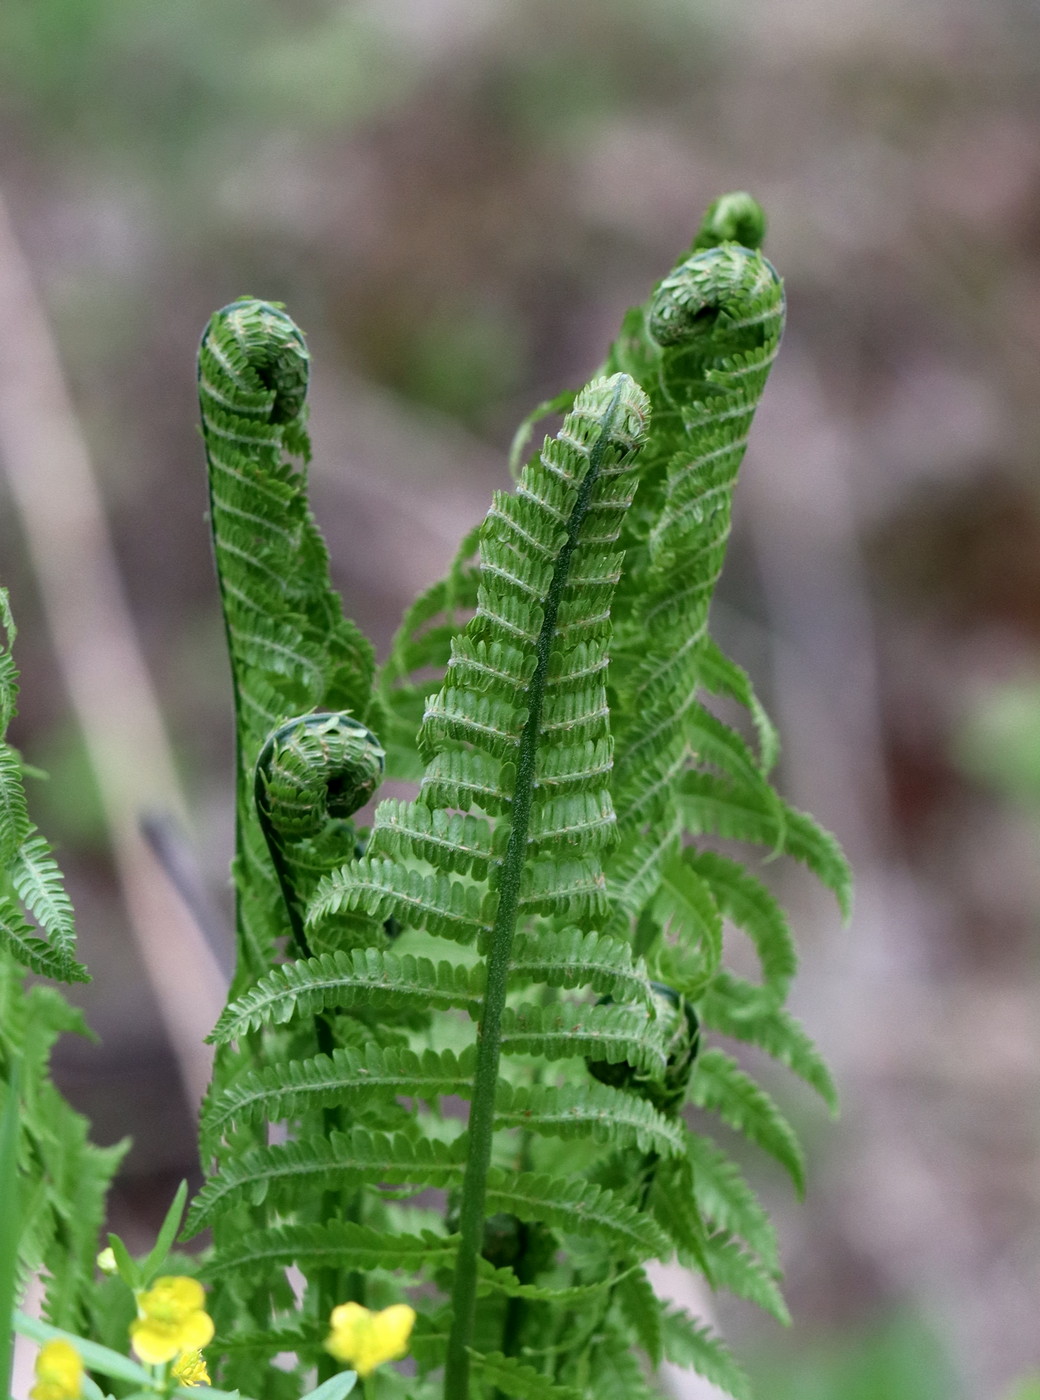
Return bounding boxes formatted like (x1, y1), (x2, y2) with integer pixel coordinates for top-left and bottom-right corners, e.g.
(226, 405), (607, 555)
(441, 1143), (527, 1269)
(443, 382), (626, 1400)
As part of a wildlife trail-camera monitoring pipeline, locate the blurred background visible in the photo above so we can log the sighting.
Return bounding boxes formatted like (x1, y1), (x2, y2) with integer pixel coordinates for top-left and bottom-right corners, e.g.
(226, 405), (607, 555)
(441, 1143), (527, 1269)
(1, 0), (1039, 1396)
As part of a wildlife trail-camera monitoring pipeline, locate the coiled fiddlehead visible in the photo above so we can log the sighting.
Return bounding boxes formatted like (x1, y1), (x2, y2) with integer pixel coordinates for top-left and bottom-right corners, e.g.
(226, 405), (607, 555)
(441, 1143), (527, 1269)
(254, 712), (385, 956)
(198, 297), (377, 988)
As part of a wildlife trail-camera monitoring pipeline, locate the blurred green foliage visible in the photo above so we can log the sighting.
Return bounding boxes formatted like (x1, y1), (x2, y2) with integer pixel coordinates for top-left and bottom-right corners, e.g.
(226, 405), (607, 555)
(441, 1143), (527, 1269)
(0, 0), (416, 158)
(748, 1311), (959, 1400)
(956, 677), (1040, 807)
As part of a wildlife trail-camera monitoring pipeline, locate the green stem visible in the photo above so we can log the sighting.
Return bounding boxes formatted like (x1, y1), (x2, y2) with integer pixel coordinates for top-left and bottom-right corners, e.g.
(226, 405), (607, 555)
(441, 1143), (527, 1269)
(0, 1060), (21, 1400)
(442, 384), (625, 1400)
(256, 777), (354, 1368)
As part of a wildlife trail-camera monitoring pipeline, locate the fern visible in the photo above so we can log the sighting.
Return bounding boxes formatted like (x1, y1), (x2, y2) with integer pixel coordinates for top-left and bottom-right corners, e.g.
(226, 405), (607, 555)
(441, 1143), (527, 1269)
(0, 591), (128, 1341)
(191, 192), (851, 1400)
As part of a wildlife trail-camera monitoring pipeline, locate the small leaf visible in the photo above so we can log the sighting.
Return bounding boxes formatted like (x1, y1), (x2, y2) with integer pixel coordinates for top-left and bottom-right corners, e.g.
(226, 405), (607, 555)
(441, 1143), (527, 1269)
(105, 1233), (141, 1291)
(297, 1370), (358, 1400)
(13, 1312), (152, 1386)
(141, 1179), (188, 1285)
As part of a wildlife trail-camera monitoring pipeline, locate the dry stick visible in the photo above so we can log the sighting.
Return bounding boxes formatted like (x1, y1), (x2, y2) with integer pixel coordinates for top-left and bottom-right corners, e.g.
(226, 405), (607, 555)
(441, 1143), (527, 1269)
(0, 187), (226, 1110)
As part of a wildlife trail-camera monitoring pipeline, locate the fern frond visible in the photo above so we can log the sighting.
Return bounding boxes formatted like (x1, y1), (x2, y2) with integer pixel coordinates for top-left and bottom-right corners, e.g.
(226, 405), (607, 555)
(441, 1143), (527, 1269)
(698, 635), (779, 773)
(9, 832), (81, 973)
(198, 297), (377, 988)
(680, 772), (853, 918)
(658, 1303), (752, 1400)
(0, 900), (85, 984)
(701, 1229), (790, 1324)
(482, 1171), (669, 1259)
(688, 850), (796, 1000)
(614, 1266), (664, 1366)
(200, 1221), (458, 1280)
(498, 1002), (666, 1075)
(200, 1045), (477, 1154)
(494, 1080), (685, 1157)
(587, 1334), (661, 1400)
(310, 857), (492, 945)
(367, 800), (497, 877)
(468, 1350), (582, 1400)
(0, 743), (29, 867)
(185, 1129), (466, 1234)
(650, 853), (723, 998)
(690, 1048), (805, 1193)
(474, 1259), (630, 1304)
(700, 970), (839, 1112)
(508, 927), (653, 1006)
(208, 948), (484, 1042)
(190, 198), (850, 1399)
(683, 1128), (780, 1274)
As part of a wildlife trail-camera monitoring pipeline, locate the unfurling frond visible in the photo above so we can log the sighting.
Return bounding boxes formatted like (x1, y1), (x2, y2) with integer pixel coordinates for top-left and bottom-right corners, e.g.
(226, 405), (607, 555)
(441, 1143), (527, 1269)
(192, 196), (849, 1400)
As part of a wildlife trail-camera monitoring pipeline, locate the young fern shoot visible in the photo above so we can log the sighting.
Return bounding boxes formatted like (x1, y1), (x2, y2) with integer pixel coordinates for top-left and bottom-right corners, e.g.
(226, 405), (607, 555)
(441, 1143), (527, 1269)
(190, 193), (850, 1400)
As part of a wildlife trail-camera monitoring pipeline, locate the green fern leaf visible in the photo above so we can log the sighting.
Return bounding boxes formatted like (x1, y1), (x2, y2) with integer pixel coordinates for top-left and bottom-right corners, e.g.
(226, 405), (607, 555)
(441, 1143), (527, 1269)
(648, 1158), (713, 1278)
(587, 1333), (661, 1400)
(508, 927), (653, 1006)
(469, 1349), (583, 1400)
(498, 1002), (665, 1075)
(185, 1129), (465, 1234)
(683, 1128), (780, 1274)
(615, 1266), (664, 1366)
(482, 1171), (669, 1259)
(658, 1303), (752, 1400)
(200, 1044), (477, 1154)
(0, 900), (84, 984)
(474, 1258), (629, 1305)
(700, 971), (839, 1112)
(209, 948), (484, 1041)
(650, 853), (723, 997)
(309, 858), (492, 945)
(198, 297), (377, 989)
(690, 1048), (805, 1193)
(701, 1229), (789, 1324)
(680, 772), (853, 918)
(0, 744), (29, 867)
(200, 1221), (458, 1280)
(494, 1080), (684, 1157)
(687, 850), (796, 999)
(9, 832), (87, 982)
(366, 800), (497, 877)
(698, 635), (779, 774)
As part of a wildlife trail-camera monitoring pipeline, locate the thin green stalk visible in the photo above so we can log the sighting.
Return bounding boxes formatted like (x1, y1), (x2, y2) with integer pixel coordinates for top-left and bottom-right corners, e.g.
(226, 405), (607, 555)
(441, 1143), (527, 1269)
(0, 1060), (21, 1400)
(255, 781), (360, 1372)
(443, 384), (625, 1400)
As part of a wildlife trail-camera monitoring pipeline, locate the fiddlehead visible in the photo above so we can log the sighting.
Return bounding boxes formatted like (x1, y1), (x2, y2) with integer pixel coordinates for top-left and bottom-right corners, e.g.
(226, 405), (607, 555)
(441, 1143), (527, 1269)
(198, 297), (377, 988)
(254, 712), (384, 955)
(197, 301), (384, 1395)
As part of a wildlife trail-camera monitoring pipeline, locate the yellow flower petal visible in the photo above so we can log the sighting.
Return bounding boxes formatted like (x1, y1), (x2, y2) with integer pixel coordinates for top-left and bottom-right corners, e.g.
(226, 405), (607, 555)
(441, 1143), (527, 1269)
(324, 1302), (416, 1379)
(172, 1349), (211, 1387)
(31, 1340), (83, 1400)
(131, 1276), (215, 1364)
(130, 1317), (183, 1365)
(177, 1310), (216, 1351)
(138, 1276), (207, 1321)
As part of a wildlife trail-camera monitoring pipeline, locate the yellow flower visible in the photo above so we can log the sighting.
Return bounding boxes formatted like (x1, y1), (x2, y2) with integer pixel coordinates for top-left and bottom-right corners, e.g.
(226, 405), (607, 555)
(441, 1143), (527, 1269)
(30, 1339), (83, 1400)
(172, 1349), (211, 1387)
(130, 1275), (215, 1365)
(96, 1247), (117, 1275)
(324, 1301), (416, 1379)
